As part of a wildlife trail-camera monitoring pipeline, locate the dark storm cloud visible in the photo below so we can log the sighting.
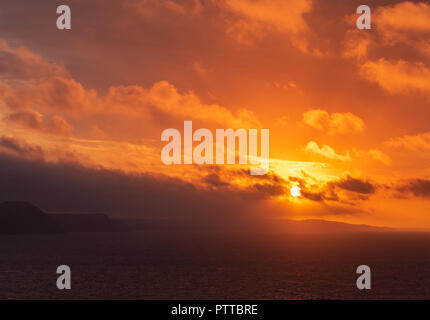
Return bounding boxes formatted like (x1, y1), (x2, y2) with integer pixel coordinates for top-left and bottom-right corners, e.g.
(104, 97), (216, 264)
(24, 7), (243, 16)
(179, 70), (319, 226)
(301, 190), (324, 202)
(0, 136), (44, 158)
(0, 154), (283, 221)
(203, 173), (230, 188)
(0, 41), (65, 79)
(248, 182), (286, 198)
(331, 176), (376, 195)
(397, 179), (430, 198)
(201, 168), (288, 198)
(288, 174), (376, 204)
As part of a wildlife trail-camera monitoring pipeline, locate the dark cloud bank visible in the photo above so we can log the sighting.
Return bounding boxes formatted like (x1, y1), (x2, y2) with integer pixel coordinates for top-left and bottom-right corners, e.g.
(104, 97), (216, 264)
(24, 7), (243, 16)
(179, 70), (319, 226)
(0, 153), (283, 225)
(398, 179), (430, 198)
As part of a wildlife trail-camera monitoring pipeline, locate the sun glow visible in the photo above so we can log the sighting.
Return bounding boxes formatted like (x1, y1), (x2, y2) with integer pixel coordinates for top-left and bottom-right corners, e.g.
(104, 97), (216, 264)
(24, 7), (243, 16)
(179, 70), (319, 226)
(290, 186), (301, 198)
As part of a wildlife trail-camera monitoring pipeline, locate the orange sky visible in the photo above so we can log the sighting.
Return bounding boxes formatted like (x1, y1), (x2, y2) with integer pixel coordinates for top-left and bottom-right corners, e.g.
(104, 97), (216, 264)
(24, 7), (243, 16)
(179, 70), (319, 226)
(0, 0), (430, 228)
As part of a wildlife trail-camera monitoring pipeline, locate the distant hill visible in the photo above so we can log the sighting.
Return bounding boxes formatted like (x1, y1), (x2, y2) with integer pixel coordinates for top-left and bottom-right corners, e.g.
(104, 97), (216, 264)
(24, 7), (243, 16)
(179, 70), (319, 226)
(0, 202), (407, 235)
(125, 217), (396, 233)
(0, 202), (129, 234)
(0, 202), (59, 234)
(277, 219), (394, 233)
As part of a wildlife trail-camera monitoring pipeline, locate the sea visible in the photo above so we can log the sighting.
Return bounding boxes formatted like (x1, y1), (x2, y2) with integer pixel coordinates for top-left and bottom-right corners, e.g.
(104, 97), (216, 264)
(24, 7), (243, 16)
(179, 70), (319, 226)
(0, 230), (429, 299)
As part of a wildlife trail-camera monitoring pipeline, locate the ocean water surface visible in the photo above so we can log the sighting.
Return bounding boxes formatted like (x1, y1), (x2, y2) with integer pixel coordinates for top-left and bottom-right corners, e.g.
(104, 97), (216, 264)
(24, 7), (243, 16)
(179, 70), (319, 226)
(0, 231), (429, 299)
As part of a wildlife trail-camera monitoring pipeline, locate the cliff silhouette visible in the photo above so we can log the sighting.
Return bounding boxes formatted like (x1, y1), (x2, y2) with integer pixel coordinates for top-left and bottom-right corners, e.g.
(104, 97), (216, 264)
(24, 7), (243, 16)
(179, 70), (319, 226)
(0, 202), (59, 234)
(0, 202), (129, 234)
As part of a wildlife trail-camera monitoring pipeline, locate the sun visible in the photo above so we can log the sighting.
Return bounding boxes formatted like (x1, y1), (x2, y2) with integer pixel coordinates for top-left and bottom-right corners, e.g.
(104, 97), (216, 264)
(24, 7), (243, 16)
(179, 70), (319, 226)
(290, 186), (301, 198)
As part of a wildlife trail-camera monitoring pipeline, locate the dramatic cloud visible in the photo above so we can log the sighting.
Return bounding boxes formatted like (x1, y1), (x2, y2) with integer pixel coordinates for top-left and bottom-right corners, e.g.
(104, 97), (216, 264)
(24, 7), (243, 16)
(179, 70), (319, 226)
(1, 76), (260, 130)
(289, 174), (377, 205)
(0, 40), (66, 79)
(0, 39), (264, 176)
(200, 167), (288, 198)
(219, 0), (314, 51)
(344, 2), (430, 59)
(360, 59), (430, 94)
(0, 153), (288, 224)
(221, 0), (311, 33)
(0, 1), (429, 229)
(302, 109), (364, 135)
(6, 110), (73, 136)
(387, 131), (430, 151)
(305, 141), (351, 161)
(367, 149), (392, 165)
(332, 176), (376, 195)
(0, 39), (262, 172)
(344, 2), (430, 99)
(376, 2), (430, 41)
(0, 136), (43, 159)
(398, 179), (430, 198)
